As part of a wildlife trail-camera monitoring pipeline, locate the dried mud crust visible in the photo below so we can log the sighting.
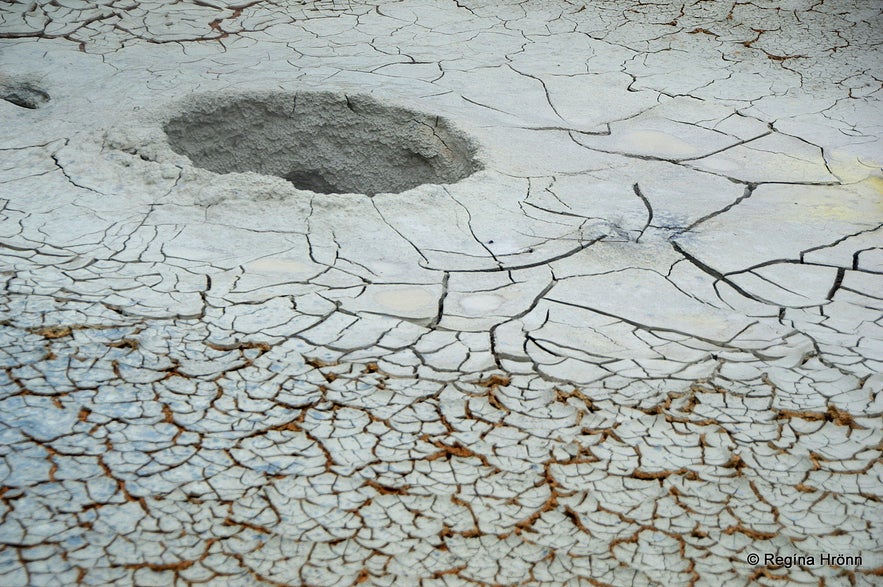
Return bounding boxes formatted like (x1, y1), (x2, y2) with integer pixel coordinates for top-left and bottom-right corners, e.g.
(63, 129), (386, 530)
(163, 92), (481, 196)
(1, 0), (882, 585)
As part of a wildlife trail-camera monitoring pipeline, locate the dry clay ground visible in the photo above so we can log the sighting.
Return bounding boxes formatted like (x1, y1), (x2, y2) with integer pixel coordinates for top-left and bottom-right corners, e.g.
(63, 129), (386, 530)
(0, 1), (881, 586)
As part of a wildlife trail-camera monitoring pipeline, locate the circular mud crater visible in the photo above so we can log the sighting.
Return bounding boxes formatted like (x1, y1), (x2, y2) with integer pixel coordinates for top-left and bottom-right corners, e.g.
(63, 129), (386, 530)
(164, 92), (480, 196)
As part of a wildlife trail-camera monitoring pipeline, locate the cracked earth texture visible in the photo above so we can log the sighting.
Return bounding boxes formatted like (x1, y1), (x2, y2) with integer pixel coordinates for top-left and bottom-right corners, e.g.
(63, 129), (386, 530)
(1, 1), (882, 586)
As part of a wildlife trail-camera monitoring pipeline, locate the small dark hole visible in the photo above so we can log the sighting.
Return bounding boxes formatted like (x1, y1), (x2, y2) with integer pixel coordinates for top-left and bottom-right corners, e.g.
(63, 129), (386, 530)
(284, 169), (340, 194)
(2, 84), (50, 109)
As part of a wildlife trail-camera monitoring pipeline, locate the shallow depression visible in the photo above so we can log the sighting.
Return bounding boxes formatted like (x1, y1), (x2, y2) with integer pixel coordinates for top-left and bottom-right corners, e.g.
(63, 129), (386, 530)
(164, 91), (480, 196)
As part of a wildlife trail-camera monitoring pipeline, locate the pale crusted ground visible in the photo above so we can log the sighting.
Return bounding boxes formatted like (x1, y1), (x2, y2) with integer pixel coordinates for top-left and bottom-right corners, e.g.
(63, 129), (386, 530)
(0, 1), (881, 586)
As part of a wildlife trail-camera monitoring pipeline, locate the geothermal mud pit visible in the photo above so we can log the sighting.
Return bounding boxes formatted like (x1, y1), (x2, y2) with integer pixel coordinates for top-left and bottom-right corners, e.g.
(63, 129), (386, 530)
(164, 92), (480, 196)
(0, 1), (881, 586)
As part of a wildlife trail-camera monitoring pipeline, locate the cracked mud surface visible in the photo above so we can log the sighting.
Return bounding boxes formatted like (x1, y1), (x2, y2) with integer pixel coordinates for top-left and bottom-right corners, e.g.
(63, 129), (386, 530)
(0, 1), (881, 585)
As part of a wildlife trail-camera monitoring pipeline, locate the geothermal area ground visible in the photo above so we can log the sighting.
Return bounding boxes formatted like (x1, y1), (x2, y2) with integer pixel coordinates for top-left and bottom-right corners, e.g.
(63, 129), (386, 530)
(0, 1), (881, 586)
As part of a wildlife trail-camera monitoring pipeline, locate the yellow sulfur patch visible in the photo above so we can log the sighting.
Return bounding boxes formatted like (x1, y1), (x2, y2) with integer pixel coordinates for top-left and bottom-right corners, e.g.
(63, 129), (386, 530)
(372, 286), (438, 317)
